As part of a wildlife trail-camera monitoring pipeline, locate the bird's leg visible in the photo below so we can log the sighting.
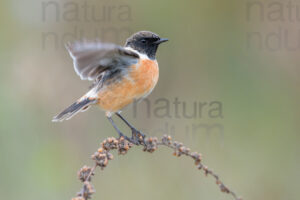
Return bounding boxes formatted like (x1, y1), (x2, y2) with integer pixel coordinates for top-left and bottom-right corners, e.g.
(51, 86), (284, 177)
(107, 116), (135, 143)
(116, 113), (146, 145)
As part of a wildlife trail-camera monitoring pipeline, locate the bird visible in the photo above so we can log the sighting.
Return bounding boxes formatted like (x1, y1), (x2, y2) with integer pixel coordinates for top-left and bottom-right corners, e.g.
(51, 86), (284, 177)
(52, 31), (168, 144)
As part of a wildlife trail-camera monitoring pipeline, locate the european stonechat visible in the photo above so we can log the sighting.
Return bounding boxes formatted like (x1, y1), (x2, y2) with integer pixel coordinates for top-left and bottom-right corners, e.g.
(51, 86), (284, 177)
(52, 31), (168, 143)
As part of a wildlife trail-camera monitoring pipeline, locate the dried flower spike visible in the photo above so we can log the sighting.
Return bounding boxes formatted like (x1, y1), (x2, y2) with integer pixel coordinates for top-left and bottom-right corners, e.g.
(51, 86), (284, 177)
(74, 135), (241, 200)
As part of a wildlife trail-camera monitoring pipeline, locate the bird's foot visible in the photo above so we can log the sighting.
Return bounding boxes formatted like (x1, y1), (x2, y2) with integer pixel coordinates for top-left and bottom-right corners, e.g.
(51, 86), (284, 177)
(131, 128), (146, 145)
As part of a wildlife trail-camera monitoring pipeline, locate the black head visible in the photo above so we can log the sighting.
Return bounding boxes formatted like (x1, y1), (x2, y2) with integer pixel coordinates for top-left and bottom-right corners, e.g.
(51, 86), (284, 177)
(125, 31), (168, 60)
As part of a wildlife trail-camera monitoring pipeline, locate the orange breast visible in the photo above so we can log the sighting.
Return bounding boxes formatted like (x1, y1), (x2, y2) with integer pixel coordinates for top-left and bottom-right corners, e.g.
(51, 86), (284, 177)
(97, 59), (159, 112)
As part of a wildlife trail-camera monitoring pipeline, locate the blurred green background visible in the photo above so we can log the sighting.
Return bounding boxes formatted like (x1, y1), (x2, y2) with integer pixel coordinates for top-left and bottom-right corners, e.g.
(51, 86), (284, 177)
(1, 0), (300, 200)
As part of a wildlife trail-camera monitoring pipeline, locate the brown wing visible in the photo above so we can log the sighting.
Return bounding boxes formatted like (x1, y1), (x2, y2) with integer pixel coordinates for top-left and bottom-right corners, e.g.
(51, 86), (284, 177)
(65, 41), (139, 81)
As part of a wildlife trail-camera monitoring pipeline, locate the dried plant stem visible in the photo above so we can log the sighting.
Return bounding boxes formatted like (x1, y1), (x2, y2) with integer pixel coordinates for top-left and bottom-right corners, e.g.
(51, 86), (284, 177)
(72, 135), (242, 200)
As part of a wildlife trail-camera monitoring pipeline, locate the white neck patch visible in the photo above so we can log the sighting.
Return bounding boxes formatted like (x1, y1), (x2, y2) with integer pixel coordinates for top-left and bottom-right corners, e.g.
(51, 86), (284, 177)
(125, 46), (150, 60)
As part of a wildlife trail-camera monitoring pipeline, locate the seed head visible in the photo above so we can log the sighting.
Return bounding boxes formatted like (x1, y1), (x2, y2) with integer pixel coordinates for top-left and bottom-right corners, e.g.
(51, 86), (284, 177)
(78, 165), (94, 182)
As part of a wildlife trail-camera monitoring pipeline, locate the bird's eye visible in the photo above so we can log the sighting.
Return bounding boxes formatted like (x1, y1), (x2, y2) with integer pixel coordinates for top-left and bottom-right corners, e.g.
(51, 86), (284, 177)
(141, 39), (147, 43)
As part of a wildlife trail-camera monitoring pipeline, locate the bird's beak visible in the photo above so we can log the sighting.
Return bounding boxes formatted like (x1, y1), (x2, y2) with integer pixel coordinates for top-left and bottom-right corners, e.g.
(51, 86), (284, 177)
(155, 38), (169, 44)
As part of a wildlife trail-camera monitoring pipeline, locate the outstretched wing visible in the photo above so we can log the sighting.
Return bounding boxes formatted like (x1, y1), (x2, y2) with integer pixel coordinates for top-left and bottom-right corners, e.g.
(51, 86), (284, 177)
(66, 41), (139, 81)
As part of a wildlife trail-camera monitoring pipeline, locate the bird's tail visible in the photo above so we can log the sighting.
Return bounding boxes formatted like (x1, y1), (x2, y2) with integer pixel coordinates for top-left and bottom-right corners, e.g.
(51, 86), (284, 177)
(52, 97), (98, 122)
